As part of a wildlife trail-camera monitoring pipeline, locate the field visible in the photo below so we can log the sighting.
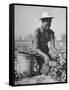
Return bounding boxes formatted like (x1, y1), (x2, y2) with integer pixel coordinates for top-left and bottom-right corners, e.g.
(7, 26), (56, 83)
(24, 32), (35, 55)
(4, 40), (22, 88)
(14, 40), (66, 85)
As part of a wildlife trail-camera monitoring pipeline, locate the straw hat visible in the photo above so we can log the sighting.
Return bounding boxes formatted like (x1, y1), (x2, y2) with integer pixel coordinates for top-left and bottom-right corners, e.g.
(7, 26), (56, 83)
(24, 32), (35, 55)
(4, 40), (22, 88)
(40, 12), (54, 20)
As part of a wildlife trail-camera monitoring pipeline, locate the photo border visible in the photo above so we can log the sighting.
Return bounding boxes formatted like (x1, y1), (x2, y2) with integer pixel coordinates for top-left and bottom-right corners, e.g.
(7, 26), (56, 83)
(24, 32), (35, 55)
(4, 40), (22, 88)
(9, 3), (68, 86)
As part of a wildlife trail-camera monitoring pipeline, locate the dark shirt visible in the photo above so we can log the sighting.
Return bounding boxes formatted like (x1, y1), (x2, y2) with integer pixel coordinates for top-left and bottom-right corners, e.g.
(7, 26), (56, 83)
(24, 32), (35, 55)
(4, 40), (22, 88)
(35, 26), (54, 54)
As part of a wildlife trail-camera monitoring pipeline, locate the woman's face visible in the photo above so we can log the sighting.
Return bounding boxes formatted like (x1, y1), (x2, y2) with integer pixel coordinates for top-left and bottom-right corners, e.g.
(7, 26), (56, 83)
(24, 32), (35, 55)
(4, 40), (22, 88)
(42, 19), (52, 30)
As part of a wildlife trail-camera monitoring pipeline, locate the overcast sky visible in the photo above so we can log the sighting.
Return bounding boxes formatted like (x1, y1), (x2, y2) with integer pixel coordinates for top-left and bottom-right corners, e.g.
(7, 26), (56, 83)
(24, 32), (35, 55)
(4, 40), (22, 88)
(15, 5), (66, 40)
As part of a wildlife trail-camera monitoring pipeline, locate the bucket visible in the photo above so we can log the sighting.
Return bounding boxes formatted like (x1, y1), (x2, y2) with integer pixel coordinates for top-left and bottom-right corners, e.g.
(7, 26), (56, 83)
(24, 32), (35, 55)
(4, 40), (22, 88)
(15, 53), (32, 76)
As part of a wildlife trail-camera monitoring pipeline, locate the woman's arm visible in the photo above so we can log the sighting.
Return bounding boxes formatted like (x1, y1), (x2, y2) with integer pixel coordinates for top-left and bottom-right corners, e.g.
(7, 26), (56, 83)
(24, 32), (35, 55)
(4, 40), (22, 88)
(35, 48), (49, 60)
(34, 30), (38, 49)
(50, 32), (55, 47)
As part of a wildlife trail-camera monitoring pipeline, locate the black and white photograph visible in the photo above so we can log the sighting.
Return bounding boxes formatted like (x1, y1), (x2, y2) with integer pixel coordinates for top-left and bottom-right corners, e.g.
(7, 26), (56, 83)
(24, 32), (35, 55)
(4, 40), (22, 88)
(9, 4), (67, 86)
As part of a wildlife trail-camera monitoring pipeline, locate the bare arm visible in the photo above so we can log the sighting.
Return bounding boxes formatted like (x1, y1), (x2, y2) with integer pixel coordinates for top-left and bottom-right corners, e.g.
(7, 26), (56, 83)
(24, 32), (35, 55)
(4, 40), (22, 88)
(50, 32), (55, 47)
(48, 32), (59, 58)
(35, 48), (49, 58)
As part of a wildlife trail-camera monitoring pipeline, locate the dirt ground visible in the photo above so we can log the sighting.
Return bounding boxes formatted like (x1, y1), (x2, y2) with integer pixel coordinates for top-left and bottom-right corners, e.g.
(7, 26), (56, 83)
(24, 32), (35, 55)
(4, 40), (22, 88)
(15, 75), (58, 85)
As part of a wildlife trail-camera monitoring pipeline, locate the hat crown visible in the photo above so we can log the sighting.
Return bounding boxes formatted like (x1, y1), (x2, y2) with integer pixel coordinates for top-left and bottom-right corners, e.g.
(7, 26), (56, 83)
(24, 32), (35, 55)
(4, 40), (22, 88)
(41, 12), (53, 18)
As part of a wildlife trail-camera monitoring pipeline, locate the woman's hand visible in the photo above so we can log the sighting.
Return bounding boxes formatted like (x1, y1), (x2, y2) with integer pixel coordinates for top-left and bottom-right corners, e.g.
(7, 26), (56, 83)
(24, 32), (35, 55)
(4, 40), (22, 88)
(49, 46), (58, 59)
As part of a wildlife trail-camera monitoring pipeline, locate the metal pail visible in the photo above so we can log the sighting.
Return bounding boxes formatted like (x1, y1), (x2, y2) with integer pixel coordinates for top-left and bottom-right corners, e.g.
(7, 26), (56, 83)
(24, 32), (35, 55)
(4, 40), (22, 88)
(15, 53), (32, 76)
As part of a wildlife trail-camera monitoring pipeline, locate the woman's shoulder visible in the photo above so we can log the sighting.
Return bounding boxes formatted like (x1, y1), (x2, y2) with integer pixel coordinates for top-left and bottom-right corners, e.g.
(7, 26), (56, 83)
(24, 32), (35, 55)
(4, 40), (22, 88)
(35, 27), (41, 35)
(36, 27), (41, 32)
(34, 27), (40, 37)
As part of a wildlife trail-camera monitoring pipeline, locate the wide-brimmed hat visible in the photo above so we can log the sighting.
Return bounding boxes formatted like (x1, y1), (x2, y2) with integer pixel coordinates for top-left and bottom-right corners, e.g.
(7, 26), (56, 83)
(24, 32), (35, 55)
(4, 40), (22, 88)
(40, 12), (54, 20)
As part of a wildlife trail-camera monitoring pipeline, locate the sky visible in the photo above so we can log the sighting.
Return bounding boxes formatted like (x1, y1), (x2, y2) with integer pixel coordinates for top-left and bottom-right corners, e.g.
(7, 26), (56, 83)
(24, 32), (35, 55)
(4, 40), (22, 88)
(15, 5), (66, 40)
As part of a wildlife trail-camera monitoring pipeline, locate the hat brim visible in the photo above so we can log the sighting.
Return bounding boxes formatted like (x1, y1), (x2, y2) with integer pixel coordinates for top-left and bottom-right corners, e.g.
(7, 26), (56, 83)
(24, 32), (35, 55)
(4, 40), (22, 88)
(39, 17), (54, 20)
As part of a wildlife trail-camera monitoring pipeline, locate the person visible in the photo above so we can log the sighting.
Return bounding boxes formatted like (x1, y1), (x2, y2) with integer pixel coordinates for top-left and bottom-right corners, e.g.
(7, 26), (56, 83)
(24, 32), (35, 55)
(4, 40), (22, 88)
(34, 12), (55, 75)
